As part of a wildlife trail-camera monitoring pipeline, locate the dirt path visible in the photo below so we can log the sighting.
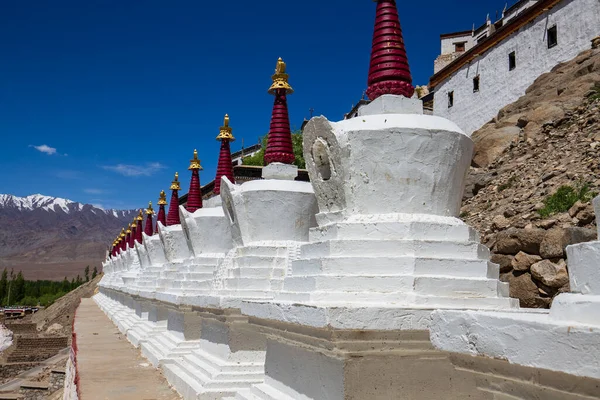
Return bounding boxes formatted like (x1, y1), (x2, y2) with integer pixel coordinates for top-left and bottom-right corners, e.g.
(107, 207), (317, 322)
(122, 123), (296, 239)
(74, 299), (180, 399)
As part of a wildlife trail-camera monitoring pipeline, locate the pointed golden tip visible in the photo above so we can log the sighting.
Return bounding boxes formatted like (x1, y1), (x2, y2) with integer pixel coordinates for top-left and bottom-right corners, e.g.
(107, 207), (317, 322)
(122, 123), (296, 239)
(158, 189), (168, 205)
(188, 150), (203, 171)
(269, 57), (293, 95)
(217, 114), (235, 141)
(171, 172), (183, 189)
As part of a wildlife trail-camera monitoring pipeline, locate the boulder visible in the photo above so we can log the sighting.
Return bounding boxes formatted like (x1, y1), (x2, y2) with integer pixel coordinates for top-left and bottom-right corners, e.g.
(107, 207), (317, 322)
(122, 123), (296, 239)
(539, 227), (597, 258)
(511, 251), (542, 272)
(492, 215), (511, 231)
(471, 125), (521, 168)
(568, 200), (587, 217)
(494, 228), (546, 255)
(491, 254), (515, 273)
(501, 271), (552, 308)
(530, 260), (570, 288)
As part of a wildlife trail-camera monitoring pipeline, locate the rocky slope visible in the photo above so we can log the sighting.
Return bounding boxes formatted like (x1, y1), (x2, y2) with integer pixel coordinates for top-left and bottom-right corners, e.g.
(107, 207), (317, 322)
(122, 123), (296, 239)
(461, 48), (600, 308)
(0, 194), (136, 276)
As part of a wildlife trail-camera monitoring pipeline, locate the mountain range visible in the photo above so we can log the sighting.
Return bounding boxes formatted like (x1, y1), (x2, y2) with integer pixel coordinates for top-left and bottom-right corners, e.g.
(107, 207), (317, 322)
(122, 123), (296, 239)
(0, 194), (137, 279)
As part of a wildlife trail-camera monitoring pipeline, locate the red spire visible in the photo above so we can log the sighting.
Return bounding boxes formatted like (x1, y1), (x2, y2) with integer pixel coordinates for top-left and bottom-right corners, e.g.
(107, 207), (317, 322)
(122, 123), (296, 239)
(135, 210), (143, 244)
(125, 224), (132, 250)
(120, 229), (127, 252)
(157, 190), (167, 229)
(366, 0), (414, 100)
(264, 58), (295, 165)
(214, 115), (235, 195)
(129, 222), (136, 248)
(186, 150), (203, 213)
(144, 202), (154, 236)
(167, 173), (181, 225)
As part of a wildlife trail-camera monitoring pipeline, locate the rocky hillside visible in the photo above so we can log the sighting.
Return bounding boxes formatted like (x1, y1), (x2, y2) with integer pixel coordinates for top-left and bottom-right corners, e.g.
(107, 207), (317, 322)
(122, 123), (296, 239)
(461, 48), (600, 308)
(0, 194), (136, 276)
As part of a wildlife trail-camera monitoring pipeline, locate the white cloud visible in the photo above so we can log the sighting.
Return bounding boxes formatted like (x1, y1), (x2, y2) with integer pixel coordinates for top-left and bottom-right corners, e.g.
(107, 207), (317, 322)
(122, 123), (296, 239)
(102, 162), (166, 177)
(31, 144), (57, 155)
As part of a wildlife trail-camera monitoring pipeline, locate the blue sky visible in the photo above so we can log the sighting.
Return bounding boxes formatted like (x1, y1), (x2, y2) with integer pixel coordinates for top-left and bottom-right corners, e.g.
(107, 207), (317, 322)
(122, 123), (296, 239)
(0, 0), (506, 210)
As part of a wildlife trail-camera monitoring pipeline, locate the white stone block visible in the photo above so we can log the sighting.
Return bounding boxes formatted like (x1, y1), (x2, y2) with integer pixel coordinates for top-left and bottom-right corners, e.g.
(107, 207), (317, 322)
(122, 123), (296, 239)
(157, 221), (192, 263)
(180, 205), (233, 256)
(143, 233), (167, 266)
(549, 293), (600, 326)
(357, 94), (423, 116)
(220, 177), (318, 247)
(261, 162), (298, 180)
(566, 241), (600, 295)
(303, 114), (472, 220)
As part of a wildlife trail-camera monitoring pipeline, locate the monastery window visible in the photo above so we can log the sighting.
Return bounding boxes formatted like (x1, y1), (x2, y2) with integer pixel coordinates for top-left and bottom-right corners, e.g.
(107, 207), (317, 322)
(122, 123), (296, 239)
(509, 51), (516, 71)
(454, 42), (466, 52)
(448, 91), (454, 108)
(547, 26), (558, 48)
(473, 76), (480, 93)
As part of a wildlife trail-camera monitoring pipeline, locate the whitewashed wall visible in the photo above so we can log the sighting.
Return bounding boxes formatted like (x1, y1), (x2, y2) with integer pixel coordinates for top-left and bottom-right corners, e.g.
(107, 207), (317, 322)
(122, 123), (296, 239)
(440, 33), (474, 55)
(433, 0), (600, 136)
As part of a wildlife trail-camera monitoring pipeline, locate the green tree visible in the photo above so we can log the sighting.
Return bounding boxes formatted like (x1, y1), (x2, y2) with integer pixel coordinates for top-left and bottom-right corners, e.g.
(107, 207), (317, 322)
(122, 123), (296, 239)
(0, 268), (7, 305)
(13, 271), (25, 304)
(61, 277), (70, 292)
(76, 275), (83, 286)
(242, 131), (305, 169)
(92, 266), (98, 279)
(84, 265), (90, 282)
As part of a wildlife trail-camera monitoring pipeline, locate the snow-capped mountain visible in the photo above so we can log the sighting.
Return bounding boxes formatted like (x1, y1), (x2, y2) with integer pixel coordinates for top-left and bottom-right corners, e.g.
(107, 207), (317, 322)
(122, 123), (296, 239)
(0, 194), (138, 276)
(0, 194), (131, 218)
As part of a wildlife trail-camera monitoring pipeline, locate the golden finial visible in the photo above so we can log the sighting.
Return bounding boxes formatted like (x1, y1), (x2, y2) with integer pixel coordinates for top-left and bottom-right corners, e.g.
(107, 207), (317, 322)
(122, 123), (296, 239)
(131, 218), (137, 229)
(216, 114), (235, 141)
(170, 172), (182, 190)
(188, 150), (203, 171)
(136, 209), (144, 221)
(146, 201), (155, 215)
(268, 57), (294, 95)
(158, 190), (168, 205)
(120, 228), (126, 238)
(126, 223), (132, 234)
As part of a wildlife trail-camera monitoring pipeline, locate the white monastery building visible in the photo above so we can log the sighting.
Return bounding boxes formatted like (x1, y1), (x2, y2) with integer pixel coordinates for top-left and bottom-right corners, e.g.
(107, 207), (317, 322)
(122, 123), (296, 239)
(430, 0), (600, 135)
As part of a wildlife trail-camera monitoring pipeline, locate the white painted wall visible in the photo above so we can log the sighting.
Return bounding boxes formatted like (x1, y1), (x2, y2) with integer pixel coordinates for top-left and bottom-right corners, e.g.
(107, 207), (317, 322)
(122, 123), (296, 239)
(433, 0), (600, 135)
(504, 0), (539, 23)
(441, 33), (474, 55)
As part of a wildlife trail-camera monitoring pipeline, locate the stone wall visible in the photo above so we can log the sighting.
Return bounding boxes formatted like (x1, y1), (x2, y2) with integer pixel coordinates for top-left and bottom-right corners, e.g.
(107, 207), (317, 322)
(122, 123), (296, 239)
(0, 362), (38, 384)
(433, 0), (600, 135)
(7, 337), (68, 363)
(3, 323), (36, 335)
(49, 368), (65, 392)
(19, 382), (48, 400)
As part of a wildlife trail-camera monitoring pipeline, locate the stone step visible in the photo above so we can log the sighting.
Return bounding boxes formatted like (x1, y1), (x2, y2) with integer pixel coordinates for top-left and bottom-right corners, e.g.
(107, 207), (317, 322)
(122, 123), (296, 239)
(236, 256), (287, 269)
(184, 352), (264, 381)
(310, 219), (479, 242)
(229, 267), (286, 279)
(300, 239), (489, 260)
(224, 278), (275, 290)
(414, 277), (505, 297)
(236, 245), (291, 257)
(244, 383), (298, 400)
(275, 291), (519, 309)
(171, 280), (213, 290)
(283, 275), (415, 292)
(291, 256), (497, 278)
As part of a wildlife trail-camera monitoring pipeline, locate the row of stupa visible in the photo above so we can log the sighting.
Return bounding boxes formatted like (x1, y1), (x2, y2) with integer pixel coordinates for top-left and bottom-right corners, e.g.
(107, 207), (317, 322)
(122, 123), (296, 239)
(90, 1), (600, 399)
(109, 54), (301, 257)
